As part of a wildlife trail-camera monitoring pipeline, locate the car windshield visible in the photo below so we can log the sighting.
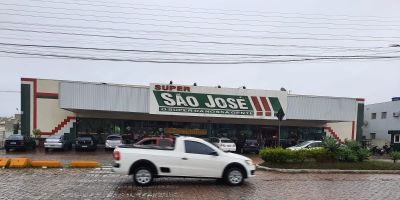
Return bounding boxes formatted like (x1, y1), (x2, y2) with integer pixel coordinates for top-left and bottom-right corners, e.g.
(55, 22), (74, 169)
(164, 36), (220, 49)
(49, 135), (61, 139)
(78, 136), (92, 140)
(294, 141), (312, 147)
(246, 140), (258, 145)
(7, 135), (23, 139)
(221, 139), (233, 143)
(107, 136), (121, 140)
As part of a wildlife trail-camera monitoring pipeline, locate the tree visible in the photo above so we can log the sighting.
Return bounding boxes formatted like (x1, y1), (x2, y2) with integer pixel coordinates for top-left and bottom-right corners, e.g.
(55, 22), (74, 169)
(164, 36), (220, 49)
(32, 129), (42, 138)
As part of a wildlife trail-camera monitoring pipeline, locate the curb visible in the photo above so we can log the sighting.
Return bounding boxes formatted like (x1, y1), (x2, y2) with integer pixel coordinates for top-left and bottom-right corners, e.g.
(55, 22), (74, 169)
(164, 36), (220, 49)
(0, 157), (101, 169)
(256, 164), (400, 174)
(69, 161), (99, 168)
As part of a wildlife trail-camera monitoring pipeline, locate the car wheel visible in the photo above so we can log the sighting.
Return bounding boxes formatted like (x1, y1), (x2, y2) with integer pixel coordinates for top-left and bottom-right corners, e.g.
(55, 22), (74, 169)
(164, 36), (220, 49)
(224, 167), (244, 186)
(5, 148), (9, 152)
(133, 166), (153, 186)
(45, 148), (49, 152)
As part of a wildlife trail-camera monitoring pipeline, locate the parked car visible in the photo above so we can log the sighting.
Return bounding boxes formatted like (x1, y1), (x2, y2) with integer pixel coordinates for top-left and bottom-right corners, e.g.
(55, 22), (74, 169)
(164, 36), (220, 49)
(113, 136), (256, 186)
(287, 140), (322, 151)
(241, 139), (260, 154)
(75, 135), (97, 151)
(4, 134), (36, 152)
(135, 137), (174, 147)
(105, 135), (123, 151)
(44, 134), (72, 151)
(209, 137), (236, 152)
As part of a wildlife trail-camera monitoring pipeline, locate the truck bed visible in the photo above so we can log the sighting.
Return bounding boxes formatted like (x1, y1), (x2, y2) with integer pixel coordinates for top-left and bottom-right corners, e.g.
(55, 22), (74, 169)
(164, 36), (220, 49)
(118, 144), (174, 150)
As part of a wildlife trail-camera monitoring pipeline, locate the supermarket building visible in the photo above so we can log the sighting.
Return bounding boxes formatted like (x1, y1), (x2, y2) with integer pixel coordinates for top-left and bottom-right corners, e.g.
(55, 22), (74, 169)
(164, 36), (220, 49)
(20, 78), (365, 147)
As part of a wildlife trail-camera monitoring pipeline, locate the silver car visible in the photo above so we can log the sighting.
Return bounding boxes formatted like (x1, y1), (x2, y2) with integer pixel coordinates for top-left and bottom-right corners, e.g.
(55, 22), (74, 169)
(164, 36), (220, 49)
(105, 135), (123, 150)
(44, 135), (72, 151)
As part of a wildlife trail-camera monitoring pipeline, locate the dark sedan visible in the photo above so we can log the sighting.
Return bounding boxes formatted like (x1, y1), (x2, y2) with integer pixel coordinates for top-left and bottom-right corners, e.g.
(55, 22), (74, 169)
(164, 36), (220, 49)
(5, 134), (36, 152)
(75, 135), (97, 151)
(241, 139), (260, 154)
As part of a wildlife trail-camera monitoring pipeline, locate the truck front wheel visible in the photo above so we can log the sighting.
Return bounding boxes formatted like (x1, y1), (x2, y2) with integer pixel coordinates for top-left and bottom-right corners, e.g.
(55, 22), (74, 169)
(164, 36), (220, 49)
(224, 167), (244, 186)
(133, 166), (153, 186)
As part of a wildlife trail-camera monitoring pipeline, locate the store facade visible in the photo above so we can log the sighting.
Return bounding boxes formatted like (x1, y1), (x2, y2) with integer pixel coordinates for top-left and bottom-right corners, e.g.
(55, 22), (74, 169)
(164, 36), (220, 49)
(20, 78), (364, 147)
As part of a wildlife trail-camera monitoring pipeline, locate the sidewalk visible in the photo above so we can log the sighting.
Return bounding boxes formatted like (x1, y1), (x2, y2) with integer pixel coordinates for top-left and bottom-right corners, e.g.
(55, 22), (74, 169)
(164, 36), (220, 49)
(0, 148), (114, 165)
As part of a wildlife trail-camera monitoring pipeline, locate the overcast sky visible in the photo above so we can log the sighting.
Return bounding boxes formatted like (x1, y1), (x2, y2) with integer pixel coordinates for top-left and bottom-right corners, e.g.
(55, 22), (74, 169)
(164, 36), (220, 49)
(1, 0), (400, 117)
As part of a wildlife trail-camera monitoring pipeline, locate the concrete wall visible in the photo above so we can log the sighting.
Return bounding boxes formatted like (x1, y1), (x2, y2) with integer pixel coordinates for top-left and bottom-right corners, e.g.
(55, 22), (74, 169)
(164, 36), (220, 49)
(363, 100), (400, 142)
(326, 121), (354, 142)
(37, 98), (74, 133)
(287, 95), (357, 121)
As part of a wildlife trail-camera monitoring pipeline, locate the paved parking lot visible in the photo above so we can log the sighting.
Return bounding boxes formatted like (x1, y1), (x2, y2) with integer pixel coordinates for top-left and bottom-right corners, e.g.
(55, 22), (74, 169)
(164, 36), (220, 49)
(1, 167), (400, 200)
(1, 149), (399, 200)
(0, 149), (263, 166)
(0, 148), (115, 165)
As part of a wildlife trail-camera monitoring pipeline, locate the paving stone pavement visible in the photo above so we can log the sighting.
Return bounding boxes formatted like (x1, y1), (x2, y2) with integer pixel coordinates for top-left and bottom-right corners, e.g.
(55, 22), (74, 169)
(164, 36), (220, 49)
(1, 168), (400, 200)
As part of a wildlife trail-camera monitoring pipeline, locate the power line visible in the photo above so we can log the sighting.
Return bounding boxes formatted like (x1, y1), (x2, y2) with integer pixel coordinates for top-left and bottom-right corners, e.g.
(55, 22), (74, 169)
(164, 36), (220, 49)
(0, 20), (398, 43)
(58, 0), (400, 22)
(3, 27), (394, 51)
(22, 0), (400, 24)
(3, 2), (400, 30)
(1, 42), (398, 58)
(1, 21), (397, 50)
(2, 6), (400, 32)
(1, 49), (400, 64)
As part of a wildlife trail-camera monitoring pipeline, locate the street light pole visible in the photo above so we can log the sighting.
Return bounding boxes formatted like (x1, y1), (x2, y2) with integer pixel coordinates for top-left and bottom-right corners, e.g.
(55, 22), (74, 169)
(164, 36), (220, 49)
(278, 119), (281, 147)
(276, 108), (285, 147)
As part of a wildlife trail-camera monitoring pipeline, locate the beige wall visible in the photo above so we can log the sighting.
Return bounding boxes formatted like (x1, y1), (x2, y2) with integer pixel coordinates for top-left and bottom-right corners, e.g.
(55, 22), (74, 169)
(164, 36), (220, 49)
(36, 79), (75, 135)
(37, 79), (59, 93)
(326, 122), (353, 141)
(37, 98), (75, 133)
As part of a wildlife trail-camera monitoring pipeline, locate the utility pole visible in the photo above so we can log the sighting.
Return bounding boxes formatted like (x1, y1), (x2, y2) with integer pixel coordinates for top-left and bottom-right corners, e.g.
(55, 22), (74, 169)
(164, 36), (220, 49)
(276, 108), (285, 147)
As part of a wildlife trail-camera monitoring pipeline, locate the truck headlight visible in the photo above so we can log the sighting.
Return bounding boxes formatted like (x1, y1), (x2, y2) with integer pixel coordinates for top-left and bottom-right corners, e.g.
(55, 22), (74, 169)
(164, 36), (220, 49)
(245, 160), (254, 166)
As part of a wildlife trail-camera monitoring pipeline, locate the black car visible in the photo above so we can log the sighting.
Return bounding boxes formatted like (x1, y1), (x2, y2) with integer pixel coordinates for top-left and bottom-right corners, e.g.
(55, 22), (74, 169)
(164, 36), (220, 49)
(241, 139), (260, 154)
(75, 135), (97, 151)
(4, 134), (36, 152)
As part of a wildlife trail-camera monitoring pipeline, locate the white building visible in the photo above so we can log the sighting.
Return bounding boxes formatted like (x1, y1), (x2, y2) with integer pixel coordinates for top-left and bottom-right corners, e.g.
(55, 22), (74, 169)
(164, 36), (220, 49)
(363, 97), (400, 146)
(20, 78), (365, 148)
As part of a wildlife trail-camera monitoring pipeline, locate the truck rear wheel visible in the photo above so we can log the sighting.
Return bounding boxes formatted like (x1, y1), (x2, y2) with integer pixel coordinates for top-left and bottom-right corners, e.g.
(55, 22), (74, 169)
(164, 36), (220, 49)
(224, 167), (244, 186)
(133, 166), (153, 186)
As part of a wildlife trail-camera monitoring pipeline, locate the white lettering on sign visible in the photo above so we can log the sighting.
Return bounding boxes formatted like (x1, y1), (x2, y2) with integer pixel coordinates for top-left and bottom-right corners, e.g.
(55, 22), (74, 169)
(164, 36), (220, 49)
(205, 95), (216, 108)
(176, 95), (188, 107)
(227, 98), (238, 109)
(186, 96), (199, 107)
(160, 93), (200, 107)
(237, 99), (248, 109)
(215, 97), (228, 108)
(161, 93), (175, 106)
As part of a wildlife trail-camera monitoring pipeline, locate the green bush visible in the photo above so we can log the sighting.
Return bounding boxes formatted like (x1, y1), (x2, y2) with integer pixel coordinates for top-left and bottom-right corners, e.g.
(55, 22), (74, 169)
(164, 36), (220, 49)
(322, 136), (340, 153)
(260, 141), (369, 164)
(390, 151), (400, 163)
(356, 148), (370, 162)
(291, 150), (308, 163)
(260, 147), (333, 163)
(345, 140), (362, 151)
(336, 147), (358, 162)
(343, 140), (369, 162)
(307, 148), (334, 162)
(260, 147), (292, 163)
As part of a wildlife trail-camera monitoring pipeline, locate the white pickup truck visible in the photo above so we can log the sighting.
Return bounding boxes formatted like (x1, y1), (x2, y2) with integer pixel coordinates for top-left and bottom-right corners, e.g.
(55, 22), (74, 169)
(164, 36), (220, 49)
(112, 136), (256, 186)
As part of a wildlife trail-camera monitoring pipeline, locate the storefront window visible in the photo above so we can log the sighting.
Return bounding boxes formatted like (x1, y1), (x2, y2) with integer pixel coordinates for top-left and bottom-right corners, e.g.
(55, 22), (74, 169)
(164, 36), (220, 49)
(395, 135), (400, 143)
(76, 118), (325, 146)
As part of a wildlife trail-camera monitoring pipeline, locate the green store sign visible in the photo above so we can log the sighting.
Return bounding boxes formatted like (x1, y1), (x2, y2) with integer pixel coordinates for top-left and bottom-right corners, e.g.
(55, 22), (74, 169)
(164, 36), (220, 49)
(153, 90), (283, 117)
